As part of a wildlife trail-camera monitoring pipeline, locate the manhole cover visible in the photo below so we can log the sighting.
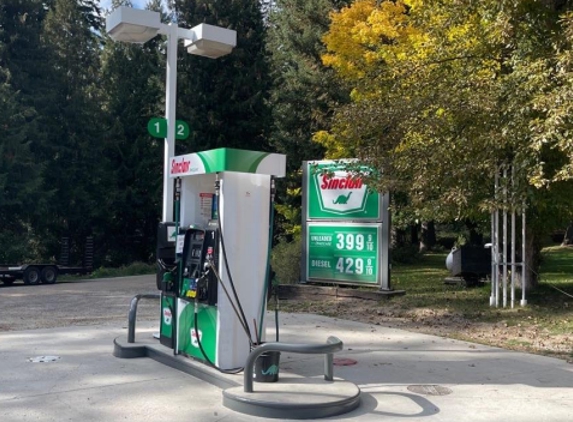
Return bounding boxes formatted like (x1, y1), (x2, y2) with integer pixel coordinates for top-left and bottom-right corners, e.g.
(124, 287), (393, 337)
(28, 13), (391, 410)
(29, 356), (61, 363)
(333, 358), (357, 366)
(407, 385), (452, 396)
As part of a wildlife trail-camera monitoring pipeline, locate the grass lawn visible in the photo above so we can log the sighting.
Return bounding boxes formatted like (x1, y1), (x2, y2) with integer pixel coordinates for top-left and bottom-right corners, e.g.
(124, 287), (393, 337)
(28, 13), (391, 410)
(280, 246), (573, 359)
(390, 247), (573, 336)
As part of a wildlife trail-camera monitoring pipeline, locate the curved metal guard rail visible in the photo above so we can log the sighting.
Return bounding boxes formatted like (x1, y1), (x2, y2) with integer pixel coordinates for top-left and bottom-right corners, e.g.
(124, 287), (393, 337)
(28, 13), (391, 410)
(243, 336), (343, 393)
(128, 293), (160, 343)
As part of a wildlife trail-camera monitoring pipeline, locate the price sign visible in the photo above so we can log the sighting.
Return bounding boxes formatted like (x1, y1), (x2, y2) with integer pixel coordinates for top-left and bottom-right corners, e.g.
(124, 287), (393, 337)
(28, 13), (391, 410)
(147, 118), (190, 140)
(306, 223), (379, 285)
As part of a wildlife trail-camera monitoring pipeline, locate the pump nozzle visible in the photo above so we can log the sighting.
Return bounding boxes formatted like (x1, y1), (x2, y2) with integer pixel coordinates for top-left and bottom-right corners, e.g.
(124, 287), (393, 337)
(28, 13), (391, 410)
(214, 172), (220, 196)
(270, 176), (276, 202)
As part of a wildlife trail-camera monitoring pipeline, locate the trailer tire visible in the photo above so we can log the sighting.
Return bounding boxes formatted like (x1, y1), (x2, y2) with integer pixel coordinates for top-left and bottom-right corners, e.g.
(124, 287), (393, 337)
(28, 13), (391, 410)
(2, 278), (15, 285)
(23, 267), (41, 285)
(41, 266), (58, 284)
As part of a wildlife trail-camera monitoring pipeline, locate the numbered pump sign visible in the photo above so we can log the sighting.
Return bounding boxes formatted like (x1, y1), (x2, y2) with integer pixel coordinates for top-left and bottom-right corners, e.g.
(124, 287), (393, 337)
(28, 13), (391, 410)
(147, 117), (190, 140)
(301, 160), (391, 289)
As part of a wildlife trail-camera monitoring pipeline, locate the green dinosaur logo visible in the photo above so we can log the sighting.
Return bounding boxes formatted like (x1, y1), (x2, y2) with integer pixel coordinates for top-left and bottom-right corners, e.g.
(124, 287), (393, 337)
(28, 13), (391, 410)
(333, 192), (352, 205)
(167, 226), (177, 242)
(312, 165), (373, 215)
(261, 364), (279, 376)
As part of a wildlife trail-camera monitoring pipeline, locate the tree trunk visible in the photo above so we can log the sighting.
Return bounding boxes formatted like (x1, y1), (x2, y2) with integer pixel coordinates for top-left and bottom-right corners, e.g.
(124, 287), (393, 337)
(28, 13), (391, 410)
(561, 222), (573, 246)
(391, 227), (407, 248)
(410, 223), (419, 246)
(522, 226), (540, 290)
(419, 221), (436, 252)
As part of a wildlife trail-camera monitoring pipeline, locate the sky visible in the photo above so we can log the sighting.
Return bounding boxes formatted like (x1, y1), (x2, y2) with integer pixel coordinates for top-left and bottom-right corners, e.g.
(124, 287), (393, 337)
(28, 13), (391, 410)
(99, 1), (151, 12)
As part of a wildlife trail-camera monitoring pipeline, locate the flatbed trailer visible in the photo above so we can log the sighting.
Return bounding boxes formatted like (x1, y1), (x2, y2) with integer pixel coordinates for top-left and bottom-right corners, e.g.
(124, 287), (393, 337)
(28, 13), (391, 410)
(0, 264), (91, 285)
(0, 236), (94, 286)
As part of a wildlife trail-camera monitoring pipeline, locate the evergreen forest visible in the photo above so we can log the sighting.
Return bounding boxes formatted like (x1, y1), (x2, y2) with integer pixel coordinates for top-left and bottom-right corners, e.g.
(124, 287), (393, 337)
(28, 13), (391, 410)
(3, 0), (573, 280)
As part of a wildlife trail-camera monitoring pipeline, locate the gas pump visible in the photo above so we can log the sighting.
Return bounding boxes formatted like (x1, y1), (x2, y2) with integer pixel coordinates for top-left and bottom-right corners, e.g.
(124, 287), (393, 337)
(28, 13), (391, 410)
(155, 148), (286, 371)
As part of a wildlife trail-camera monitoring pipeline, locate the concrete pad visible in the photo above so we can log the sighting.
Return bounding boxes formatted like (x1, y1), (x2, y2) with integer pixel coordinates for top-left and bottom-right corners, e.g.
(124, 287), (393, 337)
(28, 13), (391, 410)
(0, 323), (253, 422)
(1, 312), (572, 422)
(265, 313), (573, 421)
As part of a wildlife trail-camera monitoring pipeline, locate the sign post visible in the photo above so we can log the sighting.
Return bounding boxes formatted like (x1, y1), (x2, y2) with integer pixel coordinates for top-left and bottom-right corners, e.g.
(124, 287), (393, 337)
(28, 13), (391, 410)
(301, 160), (392, 290)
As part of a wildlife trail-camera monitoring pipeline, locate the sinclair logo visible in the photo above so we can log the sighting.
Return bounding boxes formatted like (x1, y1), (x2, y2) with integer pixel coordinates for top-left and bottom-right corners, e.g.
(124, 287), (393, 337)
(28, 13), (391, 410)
(315, 170), (369, 214)
(163, 307), (172, 325)
(169, 154), (201, 177)
(171, 157), (190, 174)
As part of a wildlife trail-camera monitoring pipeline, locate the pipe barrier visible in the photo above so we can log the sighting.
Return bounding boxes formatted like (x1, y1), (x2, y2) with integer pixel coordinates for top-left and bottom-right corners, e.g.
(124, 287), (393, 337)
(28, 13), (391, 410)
(244, 336), (343, 393)
(128, 293), (160, 343)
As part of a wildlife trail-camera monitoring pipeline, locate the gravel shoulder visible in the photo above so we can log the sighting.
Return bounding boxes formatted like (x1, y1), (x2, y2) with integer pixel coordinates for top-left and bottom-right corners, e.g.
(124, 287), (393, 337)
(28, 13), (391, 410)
(278, 298), (573, 362)
(0, 276), (158, 332)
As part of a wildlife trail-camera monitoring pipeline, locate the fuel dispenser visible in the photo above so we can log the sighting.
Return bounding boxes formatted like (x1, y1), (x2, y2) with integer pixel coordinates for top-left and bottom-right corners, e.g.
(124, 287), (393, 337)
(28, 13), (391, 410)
(156, 148), (286, 371)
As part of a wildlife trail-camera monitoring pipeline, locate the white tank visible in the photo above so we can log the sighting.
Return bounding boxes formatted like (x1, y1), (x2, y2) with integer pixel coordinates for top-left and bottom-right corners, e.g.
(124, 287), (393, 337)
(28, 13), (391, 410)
(445, 248), (456, 272)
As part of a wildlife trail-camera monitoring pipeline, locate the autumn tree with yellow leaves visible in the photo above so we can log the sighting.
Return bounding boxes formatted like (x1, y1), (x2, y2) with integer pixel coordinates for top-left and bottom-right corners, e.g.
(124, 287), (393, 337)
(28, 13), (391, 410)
(317, 0), (573, 283)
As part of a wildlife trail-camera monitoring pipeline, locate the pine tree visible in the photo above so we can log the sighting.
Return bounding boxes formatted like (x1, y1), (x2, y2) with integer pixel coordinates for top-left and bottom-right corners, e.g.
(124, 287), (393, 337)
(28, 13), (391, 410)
(171, 0), (272, 153)
(0, 70), (45, 261)
(0, 0), (52, 260)
(35, 0), (106, 260)
(98, 1), (166, 264)
(0, 0), (52, 106)
(266, 0), (349, 169)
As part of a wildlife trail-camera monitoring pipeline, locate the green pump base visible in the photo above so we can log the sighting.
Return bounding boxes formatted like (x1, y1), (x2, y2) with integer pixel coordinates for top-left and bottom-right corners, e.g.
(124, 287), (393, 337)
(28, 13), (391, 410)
(113, 335), (361, 419)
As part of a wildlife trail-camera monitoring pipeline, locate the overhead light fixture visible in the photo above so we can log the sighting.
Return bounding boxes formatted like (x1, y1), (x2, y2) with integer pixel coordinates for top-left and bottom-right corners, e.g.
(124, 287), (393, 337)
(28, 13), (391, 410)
(184, 24), (237, 59)
(106, 7), (162, 44)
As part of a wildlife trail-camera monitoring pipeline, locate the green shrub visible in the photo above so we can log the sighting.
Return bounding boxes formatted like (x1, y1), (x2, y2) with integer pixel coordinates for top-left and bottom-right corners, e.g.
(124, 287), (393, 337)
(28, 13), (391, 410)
(271, 238), (301, 284)
(90, 262), (156, 279)
(391, 244), (421, 265)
